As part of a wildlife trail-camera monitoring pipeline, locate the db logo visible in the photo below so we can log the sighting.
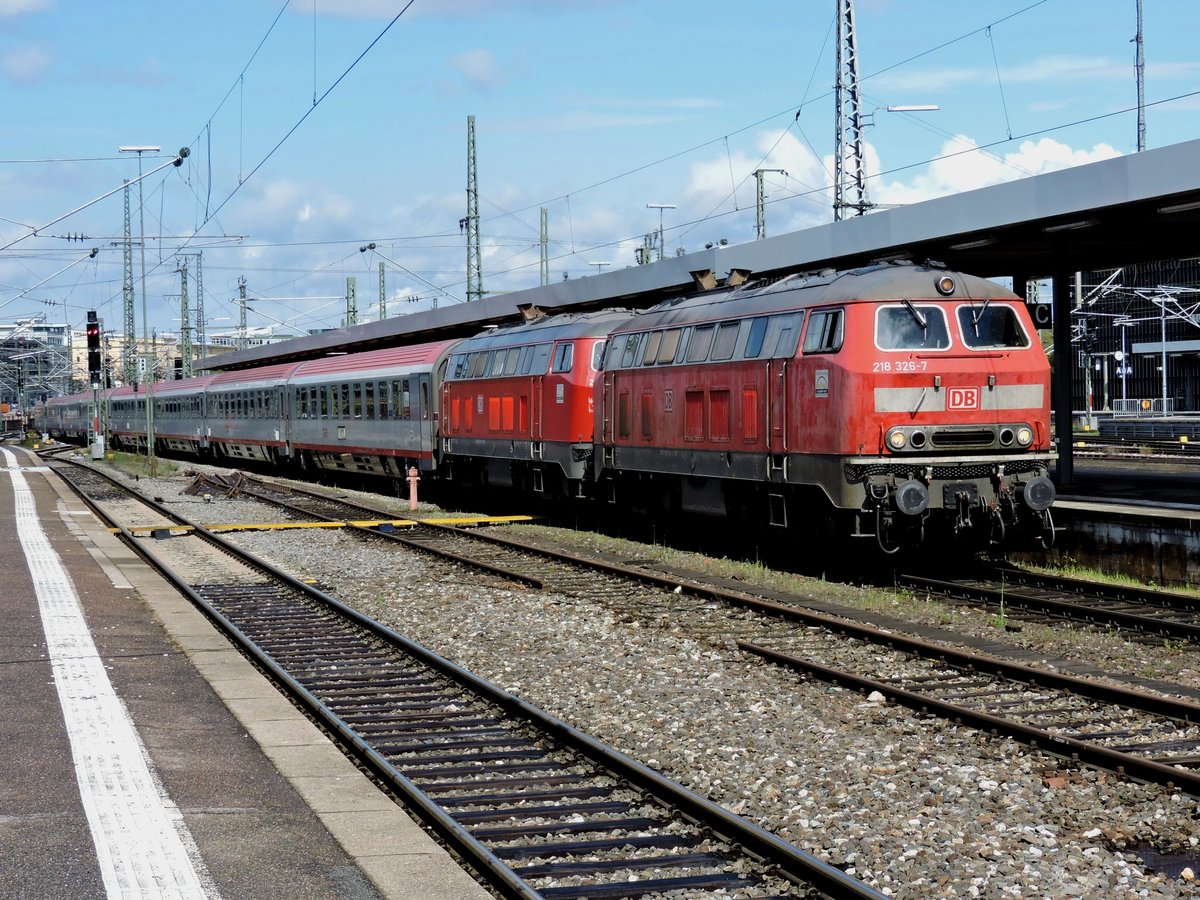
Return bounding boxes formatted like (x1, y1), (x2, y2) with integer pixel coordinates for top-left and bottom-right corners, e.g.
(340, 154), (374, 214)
(947, 387), (980, 410)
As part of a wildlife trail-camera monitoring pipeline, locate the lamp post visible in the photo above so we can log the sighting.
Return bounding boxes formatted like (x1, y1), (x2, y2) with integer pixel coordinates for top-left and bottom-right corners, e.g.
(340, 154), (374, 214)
(120, 144), (159, 475)
(646, 203), (675, 261)
(587, 261), (610, 276)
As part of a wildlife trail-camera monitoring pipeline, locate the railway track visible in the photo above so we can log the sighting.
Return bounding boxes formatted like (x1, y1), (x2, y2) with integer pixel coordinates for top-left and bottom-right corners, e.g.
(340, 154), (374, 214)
(48, 458), (874, 900)
(171, 471), (1200, 800)
(899, 567), (1200, 646)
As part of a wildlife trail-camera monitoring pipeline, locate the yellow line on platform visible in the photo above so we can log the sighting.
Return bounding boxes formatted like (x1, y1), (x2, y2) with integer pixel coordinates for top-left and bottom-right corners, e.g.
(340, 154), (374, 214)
(114, 514), (536, 536)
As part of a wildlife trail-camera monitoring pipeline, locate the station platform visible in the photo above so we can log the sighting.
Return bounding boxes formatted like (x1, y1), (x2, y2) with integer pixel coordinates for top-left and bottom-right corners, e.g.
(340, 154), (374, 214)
(0, 443), (492, 899)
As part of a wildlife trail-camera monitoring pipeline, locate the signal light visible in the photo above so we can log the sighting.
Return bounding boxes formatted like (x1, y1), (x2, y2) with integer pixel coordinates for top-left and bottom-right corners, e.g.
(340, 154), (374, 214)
(86, 310), (101, 386)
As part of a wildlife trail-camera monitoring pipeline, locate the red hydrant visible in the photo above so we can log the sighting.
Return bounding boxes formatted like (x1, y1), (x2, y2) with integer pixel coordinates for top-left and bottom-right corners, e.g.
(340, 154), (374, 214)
(407, 466), (420, 510)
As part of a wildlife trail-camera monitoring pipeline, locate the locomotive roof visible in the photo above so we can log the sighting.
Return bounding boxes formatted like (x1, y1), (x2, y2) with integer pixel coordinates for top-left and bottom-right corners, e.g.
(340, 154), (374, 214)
(451, 309), (634, 352)
(618, 262), (1019, 331)
(290, 339), (459, 380)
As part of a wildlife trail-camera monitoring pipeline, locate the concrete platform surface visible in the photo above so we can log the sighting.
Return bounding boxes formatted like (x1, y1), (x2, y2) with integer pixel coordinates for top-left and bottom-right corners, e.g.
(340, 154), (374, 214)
(0, 444), (493, 899)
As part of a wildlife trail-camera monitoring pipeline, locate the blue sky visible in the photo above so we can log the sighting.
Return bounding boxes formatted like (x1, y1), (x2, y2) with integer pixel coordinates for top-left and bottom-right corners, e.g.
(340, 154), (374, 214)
(0, 0), (1196, 343)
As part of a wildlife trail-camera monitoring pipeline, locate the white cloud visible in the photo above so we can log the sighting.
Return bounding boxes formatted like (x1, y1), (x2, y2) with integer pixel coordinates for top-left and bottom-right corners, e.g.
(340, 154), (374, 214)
(3, 44), (49, 84)
(871, 134), (1122, 206)
(0, 0), (52, 17)
(448, 49), (506, 91)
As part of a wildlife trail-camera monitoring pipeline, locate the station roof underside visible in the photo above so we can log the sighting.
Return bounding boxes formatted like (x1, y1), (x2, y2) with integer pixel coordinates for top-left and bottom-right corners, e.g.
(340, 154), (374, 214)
(200, 138), (1200, 372)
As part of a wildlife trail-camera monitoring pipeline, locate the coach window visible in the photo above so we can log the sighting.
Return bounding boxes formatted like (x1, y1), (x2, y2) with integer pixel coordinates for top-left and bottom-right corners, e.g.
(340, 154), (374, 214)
(552, 343), (574, 373)
(364, 382), (376, 419)
(340, 383), (352, 418)
(956, 304), (1030, 349)
(803, 309), (845, 354)
(351, 382), (363, 418)
(389, 381), (400, 418)
(295, 388), (304, 418)
(641, 331), (662, 366)
(319, 386), (328, 418)
(711, 321), (741, 361)
(401, 379), (412, 419)
(310, 389), (319, 419)
(875, 304), (950, 350)
(685, 325), (715, 363)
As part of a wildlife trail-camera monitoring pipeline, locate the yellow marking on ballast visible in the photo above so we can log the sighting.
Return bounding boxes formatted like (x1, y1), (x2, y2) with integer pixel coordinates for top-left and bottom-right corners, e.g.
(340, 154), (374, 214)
(115, 514), (536, 536)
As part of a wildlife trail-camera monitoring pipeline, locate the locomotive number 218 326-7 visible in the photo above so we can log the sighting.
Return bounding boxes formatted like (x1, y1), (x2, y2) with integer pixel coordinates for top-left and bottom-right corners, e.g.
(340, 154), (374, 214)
(873, 360), (928, 373)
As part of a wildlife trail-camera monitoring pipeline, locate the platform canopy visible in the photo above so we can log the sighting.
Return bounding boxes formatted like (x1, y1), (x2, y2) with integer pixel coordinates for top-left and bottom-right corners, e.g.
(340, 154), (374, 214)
(200, 138), (1200, 373)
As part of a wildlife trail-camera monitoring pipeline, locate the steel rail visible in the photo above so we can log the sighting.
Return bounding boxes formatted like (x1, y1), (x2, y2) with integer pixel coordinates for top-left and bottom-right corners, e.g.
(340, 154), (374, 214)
(740, 640), (1200, 797)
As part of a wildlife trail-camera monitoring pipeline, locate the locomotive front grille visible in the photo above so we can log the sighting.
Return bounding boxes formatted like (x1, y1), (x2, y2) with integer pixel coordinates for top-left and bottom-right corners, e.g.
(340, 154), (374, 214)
(845, 458), (1047, 483)
(929, 427), (996, 449)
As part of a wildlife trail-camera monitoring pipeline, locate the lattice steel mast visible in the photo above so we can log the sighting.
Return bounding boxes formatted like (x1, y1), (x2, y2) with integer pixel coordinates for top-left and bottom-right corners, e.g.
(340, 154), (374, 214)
(122, 181), (137, 385)
(465, 114), (482, 301)
(833, 0), (869, 220)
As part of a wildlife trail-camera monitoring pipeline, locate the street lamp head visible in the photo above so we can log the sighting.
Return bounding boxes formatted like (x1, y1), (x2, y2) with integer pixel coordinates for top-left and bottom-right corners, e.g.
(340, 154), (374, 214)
(119, 145), (160, 153)
(646, 203), (676, 210)
(885, 105), (939, 112)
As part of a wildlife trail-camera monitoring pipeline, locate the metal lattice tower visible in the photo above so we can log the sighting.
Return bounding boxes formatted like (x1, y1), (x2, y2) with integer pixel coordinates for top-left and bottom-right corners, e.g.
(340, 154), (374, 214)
(465, 114), (482, 302)
(379, 261), (386, 321)
(540, 207), (549, 286)
(755, 169), (786, 239)
(177, 262), (192, 377)
(237, 277), (248, 351)
(177, 251), (205, 361)
(1135, 0), (1146, 152)
(346, 276), (357, 326)
(833, 0), (869, 220)
(122, 181), (137, 386)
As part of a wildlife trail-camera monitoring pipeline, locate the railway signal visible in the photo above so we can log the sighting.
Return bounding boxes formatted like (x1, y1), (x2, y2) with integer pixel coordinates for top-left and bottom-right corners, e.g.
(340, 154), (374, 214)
(86, 311), (101, 387)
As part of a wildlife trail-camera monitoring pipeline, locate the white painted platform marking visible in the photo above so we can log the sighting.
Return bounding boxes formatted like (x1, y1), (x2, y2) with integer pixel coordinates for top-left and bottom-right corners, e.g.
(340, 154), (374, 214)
(1, 448), (217, 898)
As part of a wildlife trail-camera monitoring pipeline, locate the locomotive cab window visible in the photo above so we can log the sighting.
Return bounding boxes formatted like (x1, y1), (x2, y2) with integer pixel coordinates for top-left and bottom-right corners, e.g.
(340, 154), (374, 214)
(875, 304), (950, 351)
(803, 309), (844, 354)
(552, 343), (574, 373)
(956, 303), (1031, 349)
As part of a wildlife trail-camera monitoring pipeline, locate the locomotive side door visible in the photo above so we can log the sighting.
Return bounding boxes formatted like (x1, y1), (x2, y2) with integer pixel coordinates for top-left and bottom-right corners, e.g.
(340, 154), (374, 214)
(530, 373), (543, 440)
(767, 358), (788, 454)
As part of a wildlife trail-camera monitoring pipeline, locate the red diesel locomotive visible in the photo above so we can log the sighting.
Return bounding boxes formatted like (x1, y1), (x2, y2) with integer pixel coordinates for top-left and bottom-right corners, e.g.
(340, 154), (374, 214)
(36, 261), (1056, 553)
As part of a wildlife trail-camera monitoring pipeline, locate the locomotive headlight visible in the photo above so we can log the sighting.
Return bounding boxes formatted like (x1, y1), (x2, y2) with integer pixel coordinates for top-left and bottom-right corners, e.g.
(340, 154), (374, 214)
(1016, 425), (1034, 447)
(935, 275), (956, 295)
(886, 429), (907, 450)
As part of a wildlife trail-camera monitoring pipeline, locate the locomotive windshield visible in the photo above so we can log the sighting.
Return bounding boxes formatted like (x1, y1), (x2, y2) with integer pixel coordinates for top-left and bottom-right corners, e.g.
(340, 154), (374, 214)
(956, 304), (1031, 349)
(875, 304), (950, 350)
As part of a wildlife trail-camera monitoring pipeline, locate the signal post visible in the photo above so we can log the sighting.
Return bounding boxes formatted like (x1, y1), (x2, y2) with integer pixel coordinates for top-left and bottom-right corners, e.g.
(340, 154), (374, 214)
(86, 310), (103, 459)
